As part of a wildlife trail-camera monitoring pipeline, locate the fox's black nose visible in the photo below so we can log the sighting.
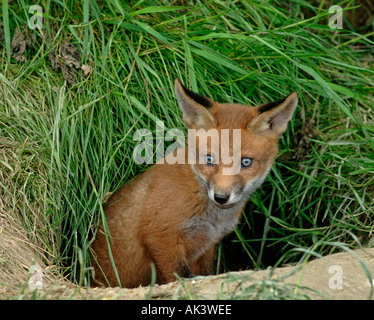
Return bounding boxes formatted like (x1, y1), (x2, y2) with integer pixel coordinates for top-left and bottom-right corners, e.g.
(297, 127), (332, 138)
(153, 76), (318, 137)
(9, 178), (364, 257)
(214, 193), (230, 205)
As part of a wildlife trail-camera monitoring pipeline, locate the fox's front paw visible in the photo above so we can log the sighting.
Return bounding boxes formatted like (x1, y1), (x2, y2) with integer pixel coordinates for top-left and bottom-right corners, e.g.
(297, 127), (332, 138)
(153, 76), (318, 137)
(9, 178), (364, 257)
(177, 262), (194, 279)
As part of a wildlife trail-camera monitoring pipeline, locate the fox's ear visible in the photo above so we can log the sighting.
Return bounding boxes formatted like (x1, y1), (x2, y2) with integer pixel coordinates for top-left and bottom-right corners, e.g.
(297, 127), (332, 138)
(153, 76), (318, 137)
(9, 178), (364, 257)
(248, 92), (298, 135)
(175, 79), (216, 129)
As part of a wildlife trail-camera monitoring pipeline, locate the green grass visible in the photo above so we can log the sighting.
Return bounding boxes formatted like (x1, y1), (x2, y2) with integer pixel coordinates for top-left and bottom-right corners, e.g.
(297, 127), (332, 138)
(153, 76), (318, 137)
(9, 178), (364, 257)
(0, 0), (373, 293)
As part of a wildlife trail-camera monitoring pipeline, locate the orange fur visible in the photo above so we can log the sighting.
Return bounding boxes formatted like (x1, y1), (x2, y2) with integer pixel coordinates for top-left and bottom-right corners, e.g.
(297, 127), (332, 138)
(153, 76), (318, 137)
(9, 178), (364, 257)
(91, 79), (298, 288)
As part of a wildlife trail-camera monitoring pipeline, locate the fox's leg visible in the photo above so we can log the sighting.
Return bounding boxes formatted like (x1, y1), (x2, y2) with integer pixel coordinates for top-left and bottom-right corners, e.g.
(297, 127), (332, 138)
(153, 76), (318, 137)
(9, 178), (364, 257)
(190, 245), (216, 276)
(142, 234), (193, 284)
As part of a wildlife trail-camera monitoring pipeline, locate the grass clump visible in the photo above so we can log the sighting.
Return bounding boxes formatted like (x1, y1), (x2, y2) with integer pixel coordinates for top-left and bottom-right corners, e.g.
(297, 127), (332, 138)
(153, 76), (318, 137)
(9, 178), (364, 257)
(0, 0), (373, 291)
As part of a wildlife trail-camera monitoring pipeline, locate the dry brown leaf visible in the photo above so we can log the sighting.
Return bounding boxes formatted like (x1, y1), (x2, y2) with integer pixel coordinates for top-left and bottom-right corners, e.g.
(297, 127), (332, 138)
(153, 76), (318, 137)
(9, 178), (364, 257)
(48, 51), (60, 71)
(81, 64), (92, 77)
(11, 27), (27, 62)
(61, 41), (81, 69)
(59, 41), (81, 85)
(60, 62), (77, 86)
(48, 40), (83, 86)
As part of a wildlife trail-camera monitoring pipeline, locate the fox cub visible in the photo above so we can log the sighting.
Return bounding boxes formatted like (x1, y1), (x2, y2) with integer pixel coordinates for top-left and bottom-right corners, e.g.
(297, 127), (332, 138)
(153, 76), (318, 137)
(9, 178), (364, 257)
(91, 79), (298, 288)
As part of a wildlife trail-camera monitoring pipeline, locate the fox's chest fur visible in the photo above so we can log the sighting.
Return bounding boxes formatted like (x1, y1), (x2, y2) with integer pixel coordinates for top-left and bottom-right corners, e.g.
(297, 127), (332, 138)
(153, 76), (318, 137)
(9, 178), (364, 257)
(180, 199), (243, 262)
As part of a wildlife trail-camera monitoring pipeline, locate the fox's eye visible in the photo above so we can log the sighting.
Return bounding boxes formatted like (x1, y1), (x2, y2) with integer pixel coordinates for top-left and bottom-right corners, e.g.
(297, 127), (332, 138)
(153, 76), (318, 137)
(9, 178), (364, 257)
(241, 157), (253, 168)
(205, 155), (215, 165)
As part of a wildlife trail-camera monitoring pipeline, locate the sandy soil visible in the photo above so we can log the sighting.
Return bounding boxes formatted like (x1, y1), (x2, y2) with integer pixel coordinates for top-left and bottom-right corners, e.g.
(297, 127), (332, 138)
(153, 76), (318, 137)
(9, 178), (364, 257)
(1, 207), (373, 300)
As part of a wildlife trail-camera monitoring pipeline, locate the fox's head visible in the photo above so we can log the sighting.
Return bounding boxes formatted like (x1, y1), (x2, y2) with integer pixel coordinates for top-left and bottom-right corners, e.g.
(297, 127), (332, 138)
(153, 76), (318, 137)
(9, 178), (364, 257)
(175, 79), (298, 209)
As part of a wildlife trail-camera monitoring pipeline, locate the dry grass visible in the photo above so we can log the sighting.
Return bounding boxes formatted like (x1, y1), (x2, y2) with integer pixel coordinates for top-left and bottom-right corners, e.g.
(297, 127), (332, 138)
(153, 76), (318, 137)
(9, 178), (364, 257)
(0, 209), (55, 287)
(0, 137), (66, 296)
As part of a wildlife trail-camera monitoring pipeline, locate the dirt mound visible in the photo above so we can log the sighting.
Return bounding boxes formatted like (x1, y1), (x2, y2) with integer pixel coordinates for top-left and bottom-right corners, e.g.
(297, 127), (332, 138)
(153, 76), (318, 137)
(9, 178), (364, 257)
(0, 137), (71, 297)
(1, 217), (373, 300)
(0, 209), (70, 297)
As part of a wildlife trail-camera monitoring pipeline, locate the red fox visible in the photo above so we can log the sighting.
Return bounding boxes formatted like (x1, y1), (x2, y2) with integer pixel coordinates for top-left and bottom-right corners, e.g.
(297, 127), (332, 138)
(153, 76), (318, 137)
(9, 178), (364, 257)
(91, 79), (298, 288)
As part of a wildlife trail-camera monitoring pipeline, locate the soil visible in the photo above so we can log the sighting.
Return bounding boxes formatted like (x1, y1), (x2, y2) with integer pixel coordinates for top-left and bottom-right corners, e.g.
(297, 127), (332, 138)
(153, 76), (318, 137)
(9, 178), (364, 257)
(1, 207), (373, 300)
